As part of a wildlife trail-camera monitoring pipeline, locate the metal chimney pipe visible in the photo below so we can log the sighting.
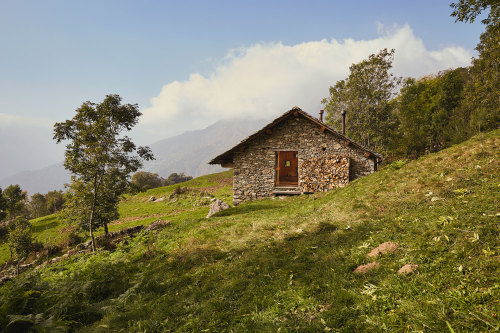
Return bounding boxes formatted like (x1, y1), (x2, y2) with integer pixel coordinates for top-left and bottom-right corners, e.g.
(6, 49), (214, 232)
(341, 110), (346, 135)
(319, 109), (324, 123)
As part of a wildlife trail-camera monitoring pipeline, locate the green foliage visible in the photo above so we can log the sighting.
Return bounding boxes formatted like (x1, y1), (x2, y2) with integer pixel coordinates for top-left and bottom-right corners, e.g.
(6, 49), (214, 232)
(322, 48), (401, 152)
(7, 217), (33, 261)
(450, 0), (499, 26)
(45, 190), (64, 214)
(164, 172), (193, 186)
(28, 193), (48, 219)
(131, 171), (194, 193)
(2, 185), (27, 220)
(59, 178), (119, 234)
(53, 94), (154, 250)
(464, 24), (500, 133)
(393, 68), (470, 156)
(0, 187), (7, 221)
(131, 171), (164, 192)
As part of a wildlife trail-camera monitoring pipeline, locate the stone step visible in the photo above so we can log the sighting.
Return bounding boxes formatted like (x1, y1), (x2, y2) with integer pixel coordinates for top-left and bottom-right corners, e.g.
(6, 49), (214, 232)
(273, 187), (301, 195)
(273, 191), (301, 195)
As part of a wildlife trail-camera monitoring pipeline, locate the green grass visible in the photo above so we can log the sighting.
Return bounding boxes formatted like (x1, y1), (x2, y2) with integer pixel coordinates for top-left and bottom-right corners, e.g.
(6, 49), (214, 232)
(0, 171), (233, 266)
(0, 131), (498, 332)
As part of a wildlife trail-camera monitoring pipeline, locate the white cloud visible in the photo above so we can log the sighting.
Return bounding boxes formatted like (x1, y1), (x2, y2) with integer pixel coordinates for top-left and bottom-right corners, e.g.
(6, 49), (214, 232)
(139, 24), (472, 139)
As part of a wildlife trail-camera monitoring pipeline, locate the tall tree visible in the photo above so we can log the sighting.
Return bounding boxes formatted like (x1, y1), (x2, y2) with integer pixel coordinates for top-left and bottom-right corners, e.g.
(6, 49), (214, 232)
(28, 193), (48, 219)
(450, 0), (499, 26)
(393, 68), (468, 157)
(53, 94), (154, 252)
(322, 49), (401, 152)
(0, 187), (7, 221)
(3, 185), (27, 220)
(451, 0), (500, 132)
(45, 190), (65, 214)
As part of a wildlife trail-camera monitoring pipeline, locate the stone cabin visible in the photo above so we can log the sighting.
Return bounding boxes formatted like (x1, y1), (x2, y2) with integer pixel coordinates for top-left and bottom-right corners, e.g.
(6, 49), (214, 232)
(209, 107), (382, 205)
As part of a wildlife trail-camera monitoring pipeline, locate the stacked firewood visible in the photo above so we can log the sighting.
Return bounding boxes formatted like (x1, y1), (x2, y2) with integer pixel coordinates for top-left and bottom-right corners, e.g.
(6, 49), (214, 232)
(300, 155), (349, 193)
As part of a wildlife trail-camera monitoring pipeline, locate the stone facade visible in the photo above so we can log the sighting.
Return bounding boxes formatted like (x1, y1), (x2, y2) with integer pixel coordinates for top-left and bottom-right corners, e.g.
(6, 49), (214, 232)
(232, 115), (376, 205)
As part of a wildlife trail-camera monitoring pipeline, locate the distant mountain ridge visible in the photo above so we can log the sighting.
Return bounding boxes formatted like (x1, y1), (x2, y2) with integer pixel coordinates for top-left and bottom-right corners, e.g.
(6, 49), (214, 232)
(0, 118), (268, 194)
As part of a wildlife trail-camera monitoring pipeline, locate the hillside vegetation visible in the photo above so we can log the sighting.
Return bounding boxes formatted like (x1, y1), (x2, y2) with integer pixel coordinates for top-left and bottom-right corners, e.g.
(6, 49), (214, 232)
(0, 130), (498, 332)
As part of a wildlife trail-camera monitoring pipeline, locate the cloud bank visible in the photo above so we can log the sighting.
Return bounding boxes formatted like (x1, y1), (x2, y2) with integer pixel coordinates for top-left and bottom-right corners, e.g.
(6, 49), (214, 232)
(140, 24), (472, 138)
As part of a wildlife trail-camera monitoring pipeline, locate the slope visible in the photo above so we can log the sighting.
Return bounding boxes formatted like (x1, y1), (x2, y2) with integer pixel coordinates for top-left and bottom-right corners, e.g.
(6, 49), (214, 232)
(0, 129), (498, 332)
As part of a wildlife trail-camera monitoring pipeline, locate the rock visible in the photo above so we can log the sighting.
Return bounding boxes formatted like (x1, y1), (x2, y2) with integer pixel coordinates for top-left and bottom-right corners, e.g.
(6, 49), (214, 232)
(206, 199), (230, 218)
(169, 186), (187, 199)
(367, 242), (399, 258)
(354, 262), (380, 274)
(397, 264), (418, 275)
(148, 196), (156, 202)
(147, 220), (172, 231)
(154, 197), (166, 202)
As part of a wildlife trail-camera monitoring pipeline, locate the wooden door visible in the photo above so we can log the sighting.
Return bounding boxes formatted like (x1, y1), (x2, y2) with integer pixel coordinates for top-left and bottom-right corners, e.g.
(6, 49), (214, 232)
(276, 151), (298, 185)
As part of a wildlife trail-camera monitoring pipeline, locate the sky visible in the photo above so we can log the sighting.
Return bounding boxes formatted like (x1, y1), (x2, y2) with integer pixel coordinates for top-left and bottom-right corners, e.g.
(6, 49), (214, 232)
(0, 0), (486, 177)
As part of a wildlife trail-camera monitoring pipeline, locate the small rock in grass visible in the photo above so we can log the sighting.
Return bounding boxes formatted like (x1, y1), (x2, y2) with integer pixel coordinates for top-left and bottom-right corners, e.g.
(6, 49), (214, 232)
(206, 199), (230, 218)
(154, 197), (166, 202)
(147, 196), (156, 202)
(354, 262), (380, 274)
(397, 264), (418, 275)
(367, 242), (398, 258)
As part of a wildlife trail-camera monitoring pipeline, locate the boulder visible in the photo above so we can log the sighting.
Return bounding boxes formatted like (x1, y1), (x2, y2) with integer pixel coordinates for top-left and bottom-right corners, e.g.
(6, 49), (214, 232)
(206, 199), (230, 218)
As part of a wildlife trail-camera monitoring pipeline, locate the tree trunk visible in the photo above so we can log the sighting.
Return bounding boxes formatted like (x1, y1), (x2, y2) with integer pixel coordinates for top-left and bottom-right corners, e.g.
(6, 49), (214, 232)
(104, 223), (109, 237)
(88, 190), (98, 253)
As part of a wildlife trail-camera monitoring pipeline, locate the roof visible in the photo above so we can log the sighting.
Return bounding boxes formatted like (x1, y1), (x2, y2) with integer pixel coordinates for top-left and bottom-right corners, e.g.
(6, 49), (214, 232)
(209, 107), (383, 165)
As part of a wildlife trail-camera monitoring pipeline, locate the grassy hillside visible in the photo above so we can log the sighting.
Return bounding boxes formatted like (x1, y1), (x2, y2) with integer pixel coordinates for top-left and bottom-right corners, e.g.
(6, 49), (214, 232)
(0, 130), (498, 332)
(0, 172), (233, 266)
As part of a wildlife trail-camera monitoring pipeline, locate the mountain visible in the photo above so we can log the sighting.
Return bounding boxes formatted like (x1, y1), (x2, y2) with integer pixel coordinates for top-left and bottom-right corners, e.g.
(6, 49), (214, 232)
(0, 163), (69, 194)
(0, 117), (268, 194)
(143, 117), (268, 178)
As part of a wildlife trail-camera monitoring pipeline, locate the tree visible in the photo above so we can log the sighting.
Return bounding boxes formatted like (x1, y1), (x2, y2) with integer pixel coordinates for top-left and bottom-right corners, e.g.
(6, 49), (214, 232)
(450, 0), (499, 26)
(45, 190), (65, 214)
(451, 0), (500, 133)
(28, 193), (48, 219)
(131, 171), (164, 192)
(53, 94), (154, 252)
(322, 49), (401, 152)
(0, 187), (7, 221)
(3, 185), (27, 220)
(164, 172), (193, 186)
(393, 68), (468, 157)
(7, 217), (33, 275)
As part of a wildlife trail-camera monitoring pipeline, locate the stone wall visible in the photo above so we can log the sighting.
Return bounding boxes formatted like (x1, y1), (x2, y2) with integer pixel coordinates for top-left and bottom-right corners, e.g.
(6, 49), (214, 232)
(232, 115), (375, 205)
